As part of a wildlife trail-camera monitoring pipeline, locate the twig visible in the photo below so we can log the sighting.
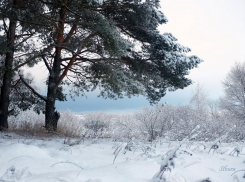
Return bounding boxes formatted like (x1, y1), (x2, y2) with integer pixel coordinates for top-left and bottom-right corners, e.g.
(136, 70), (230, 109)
(113, 146), (123, 164)
(9, 156), (34, 162)
(181, 175), (187, 182)
(179, 149), (193, 156)
(51, 161), (84, 169)
(76, 170), (82, 179)
(183, 161), (201, 168)
(231, 169), (245, 176)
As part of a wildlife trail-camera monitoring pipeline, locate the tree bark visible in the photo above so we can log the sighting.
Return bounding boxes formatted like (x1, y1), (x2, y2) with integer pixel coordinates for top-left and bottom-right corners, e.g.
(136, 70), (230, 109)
(44, 1), (67, 131)
(0, 5), (17, 130)
(45, 48), (61, 131)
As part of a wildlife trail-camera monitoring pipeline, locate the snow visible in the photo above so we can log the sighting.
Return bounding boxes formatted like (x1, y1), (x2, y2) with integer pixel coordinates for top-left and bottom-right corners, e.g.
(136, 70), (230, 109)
(0, 133), (244, 182)
(87, 0), (103, 5)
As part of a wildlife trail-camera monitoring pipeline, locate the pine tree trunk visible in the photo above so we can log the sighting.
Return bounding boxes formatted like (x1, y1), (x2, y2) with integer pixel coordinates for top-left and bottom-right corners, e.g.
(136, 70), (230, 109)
(45, 93), (60, 131)
(44, 48), (61, 131)
(45, 84), (57, 131)
(0, 13), (17, 131)
(45, 2), (66, 131)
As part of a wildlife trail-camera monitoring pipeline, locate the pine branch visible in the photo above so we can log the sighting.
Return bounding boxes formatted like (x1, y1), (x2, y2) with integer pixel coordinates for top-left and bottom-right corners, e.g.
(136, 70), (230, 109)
(19, 75), (47, 102)
(15, 33), (35, 38)
(14, 33), (35, 48)
(0, 12), (49, 27)
(2, 18), (8, 34)
(62, 23), (78, 45)
(13, 45), (54, 71)
(38, 0), (62, 6)
(56, 33), (96, 89)
(41, 55), (51, 73)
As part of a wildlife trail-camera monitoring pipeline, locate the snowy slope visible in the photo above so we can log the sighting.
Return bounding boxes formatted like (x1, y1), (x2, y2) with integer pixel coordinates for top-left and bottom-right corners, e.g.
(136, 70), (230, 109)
(0, 133), (244, 182)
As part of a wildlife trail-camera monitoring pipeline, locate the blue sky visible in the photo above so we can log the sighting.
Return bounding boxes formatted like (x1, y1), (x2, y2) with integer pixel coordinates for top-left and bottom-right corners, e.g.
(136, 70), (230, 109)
(30, 0), (245, 114)
(55, 89), (192, 114)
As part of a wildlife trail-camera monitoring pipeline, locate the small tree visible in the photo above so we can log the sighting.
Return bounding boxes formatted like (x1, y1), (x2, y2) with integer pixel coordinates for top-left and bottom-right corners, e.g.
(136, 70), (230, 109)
(219, 62), (245, 121)
(190, 83), (209, 122)
(135, 105), (164, 141)
(157, 104), (176, 139)
(171, 105), (196, 140)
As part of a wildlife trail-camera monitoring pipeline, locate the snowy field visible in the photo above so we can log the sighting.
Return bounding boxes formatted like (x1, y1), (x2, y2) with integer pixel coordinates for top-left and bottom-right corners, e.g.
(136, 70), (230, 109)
(0, 132), (244, 182)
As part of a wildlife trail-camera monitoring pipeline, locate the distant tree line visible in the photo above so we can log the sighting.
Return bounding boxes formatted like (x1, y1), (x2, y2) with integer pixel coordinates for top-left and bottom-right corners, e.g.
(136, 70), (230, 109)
(7, 62), (245, 142)
(78, 70), (245, 142)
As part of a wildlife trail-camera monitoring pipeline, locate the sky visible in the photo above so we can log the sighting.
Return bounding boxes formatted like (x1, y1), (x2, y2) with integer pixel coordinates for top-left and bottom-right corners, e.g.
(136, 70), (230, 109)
(31, 0), (245, 114)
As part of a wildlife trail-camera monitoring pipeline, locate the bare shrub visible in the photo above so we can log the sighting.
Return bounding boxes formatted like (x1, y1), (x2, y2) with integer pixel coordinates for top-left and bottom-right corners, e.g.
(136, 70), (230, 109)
(136, 104), (176, 142)
(8, 109), (44, 132)
(8, 109), (83, 137)
(135, 106), (163, 142)
(83, 112), (112, 138)
(112, 114), (140, 140)
(57, 110), (84, 137)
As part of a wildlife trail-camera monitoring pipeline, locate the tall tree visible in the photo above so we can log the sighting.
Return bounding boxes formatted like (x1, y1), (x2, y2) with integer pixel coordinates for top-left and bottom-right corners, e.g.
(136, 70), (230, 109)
(0, 0), (18, 130)
(219, 62), (245, 121)
(21, 0), (202, 131)
(0, 0), (46, 130)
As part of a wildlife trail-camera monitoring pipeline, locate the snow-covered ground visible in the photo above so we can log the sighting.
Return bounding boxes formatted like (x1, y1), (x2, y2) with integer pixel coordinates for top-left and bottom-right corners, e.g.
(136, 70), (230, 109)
(0, 132), (244, 182)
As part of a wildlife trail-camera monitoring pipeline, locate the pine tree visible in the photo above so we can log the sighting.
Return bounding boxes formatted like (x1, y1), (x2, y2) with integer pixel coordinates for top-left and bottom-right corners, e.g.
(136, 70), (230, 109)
(1, 0), (202, 131)
(33, 0), (202, 131)
(0, 0), (46, 130)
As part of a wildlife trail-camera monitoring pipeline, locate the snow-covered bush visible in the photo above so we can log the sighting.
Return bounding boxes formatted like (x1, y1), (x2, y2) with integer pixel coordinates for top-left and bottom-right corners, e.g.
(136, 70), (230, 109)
(152, 146), (179, 182)
(135, 106), (162, 141)
(8, 109), (83, 137)
(226, 116), (245, 141)
(230, 145), (242, 157)
(157, 104), (176, 139)
(8, 109), (44, 131)
(152, 125), (200, 182)
(219, 62), (245, 121)
(111, 114), (140, 140)
(170, 105), (197, 141)
(113, 138), (156, 164)
(83, 112), (112, 138)
(208, 127), (234, 154)
(136, 104), (176, 142)
(57, 110), (84, 137)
